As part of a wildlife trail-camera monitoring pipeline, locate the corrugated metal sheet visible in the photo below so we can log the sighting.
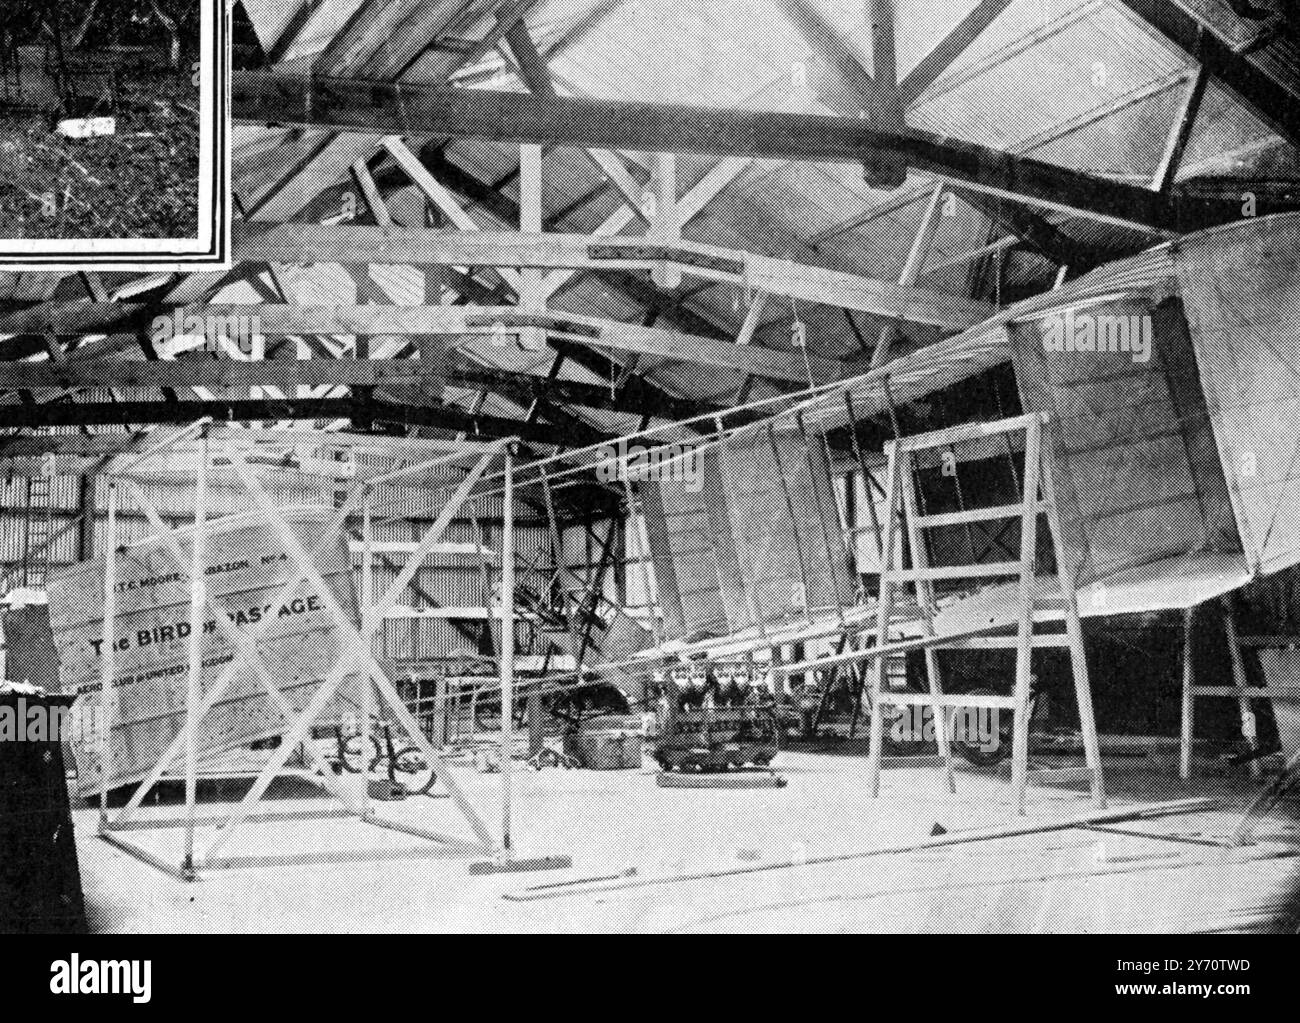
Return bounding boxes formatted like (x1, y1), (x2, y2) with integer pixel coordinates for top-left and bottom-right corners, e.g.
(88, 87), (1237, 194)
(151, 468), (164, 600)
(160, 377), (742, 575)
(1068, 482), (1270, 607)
(0, 439), (547, 664)
(911, 3), (1185, 162)
(238, 0), (367, 62)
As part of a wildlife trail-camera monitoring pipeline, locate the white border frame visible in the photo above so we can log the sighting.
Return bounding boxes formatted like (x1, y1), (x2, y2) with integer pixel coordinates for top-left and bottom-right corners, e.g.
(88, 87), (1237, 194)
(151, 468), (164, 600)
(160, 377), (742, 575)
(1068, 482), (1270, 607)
(0, 0), (230, 270)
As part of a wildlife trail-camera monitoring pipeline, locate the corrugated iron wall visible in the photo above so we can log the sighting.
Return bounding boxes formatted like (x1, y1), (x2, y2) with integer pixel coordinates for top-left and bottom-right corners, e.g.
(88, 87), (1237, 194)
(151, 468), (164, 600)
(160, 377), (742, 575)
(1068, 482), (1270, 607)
(0, 452), (556, 664)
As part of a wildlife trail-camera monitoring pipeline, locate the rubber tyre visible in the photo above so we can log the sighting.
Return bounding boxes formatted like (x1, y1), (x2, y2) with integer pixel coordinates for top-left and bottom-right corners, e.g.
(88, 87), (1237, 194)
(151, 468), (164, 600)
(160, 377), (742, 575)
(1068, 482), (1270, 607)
(950, 687), (1013, 767)
(385, 746), (437, 795)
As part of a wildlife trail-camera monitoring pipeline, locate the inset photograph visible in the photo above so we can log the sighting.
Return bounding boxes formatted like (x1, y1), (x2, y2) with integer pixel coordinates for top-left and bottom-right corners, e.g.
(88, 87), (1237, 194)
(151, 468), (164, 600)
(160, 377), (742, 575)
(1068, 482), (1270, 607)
(0, 0), (228, 268)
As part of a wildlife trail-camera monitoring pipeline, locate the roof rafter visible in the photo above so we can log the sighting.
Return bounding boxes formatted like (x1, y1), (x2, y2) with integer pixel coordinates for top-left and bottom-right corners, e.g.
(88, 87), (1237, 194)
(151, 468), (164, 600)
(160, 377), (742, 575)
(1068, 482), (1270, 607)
(899, 0), (1015, 105)
(244, 0), (507, 222)
(775, 0), (895, 124)
(1116, 0), (1300, 149)
(417, 145), (732, 340)
(370, 143), (729, 421)
(258, 0), (327, 65)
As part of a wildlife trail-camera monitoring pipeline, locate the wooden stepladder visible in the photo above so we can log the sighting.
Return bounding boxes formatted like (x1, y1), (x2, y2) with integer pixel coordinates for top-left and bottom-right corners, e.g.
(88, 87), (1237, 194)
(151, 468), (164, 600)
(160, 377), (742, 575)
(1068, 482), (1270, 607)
(1179, 598), (1300, 782)
(865, 412), (1106, 814)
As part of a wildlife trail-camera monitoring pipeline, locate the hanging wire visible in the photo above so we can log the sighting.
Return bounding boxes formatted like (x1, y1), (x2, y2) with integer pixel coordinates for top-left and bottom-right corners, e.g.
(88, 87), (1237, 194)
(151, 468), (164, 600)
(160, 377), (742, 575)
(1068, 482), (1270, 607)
(992, 369), (1022, 499)
(883, 374), (933, 573)
(788, 291), (856, 634)
(790, 292), (817, 391)
(765, 421), (813, 621)
(947, 442), (980, 564)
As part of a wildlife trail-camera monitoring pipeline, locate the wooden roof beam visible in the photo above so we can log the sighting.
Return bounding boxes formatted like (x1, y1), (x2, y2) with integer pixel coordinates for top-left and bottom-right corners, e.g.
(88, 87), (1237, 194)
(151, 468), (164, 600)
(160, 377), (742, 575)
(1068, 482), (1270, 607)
(231, 69), (1242, 232)
(0, 395), (590, 444)
(0, 358), (711, 418)
(778, 0), (904, 183)
(416, 146), (729, 339)
(0, 302), (844, 385)
(953, 188), (1104, 271)
(229, 222), (997, 330)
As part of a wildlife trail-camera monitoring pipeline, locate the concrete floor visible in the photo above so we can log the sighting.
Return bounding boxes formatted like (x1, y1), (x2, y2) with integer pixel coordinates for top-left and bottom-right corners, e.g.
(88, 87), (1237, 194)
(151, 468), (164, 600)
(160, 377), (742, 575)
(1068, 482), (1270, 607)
(74, 750), (1300, 933)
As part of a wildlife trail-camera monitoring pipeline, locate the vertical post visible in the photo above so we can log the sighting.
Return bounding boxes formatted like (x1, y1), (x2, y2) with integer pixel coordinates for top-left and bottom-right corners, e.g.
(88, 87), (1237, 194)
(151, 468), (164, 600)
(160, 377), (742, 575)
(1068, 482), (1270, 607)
(182, 429), (209, 877)
(620, 469), (666, 693)
(865, 442), (902, 799)
(868, 0), (898, 88)
(1154, 67), (1207, 194)
(1223, 596), (1261, 779)
(500, 445), (515, 855)
(432, 676), (447, 750)
(796, 411), (851, 622)
(650, 153), (681, 289)
(360, 485), (374, 813)
(527, 689), (544, 759)
(896, 439), (957, 795)
(1039, 419), (1105, 808)
(844, 391), (885, 593)
(518, 143), (547, 353)
(539, 464), (585, 678)
(98, 479), (117, 830)
(519, 145), (542, 236)
(714, 420), (770, 646)
(471, 505), (497, 662)
(1010, 417), (1044, 815)
(871, 182), (944, 369)
(1180, 605), (1195, 780)
(77, 473), (95, 561)
(766, 424), (813, 623)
